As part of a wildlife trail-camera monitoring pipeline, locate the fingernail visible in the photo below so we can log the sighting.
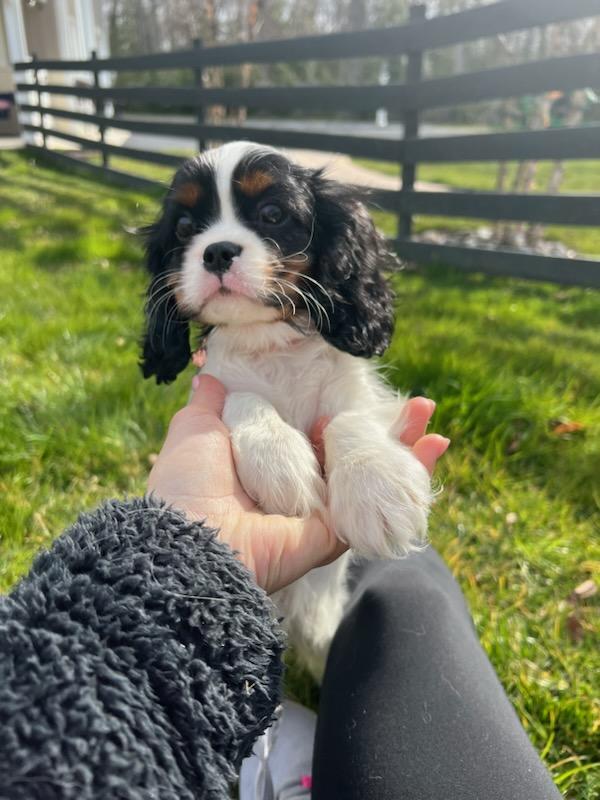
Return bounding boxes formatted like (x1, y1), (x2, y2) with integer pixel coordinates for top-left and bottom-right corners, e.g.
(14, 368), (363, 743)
(192, 374), (201, 391)
(427, 399), (436, 414)
(440, 437), (451, 451)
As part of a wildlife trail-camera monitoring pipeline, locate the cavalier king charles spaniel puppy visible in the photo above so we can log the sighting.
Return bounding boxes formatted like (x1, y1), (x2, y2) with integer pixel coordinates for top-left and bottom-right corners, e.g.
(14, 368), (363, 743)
(141, 141), (432, 678)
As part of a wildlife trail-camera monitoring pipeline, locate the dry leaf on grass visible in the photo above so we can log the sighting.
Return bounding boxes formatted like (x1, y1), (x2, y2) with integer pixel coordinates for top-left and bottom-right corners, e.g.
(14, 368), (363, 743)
(551, 421), (586, 436)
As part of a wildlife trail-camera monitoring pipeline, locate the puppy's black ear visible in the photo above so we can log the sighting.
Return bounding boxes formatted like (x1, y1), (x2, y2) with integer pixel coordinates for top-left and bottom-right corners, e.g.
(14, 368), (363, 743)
(140, 223), (191, 384)
(311, 175), (395, 358)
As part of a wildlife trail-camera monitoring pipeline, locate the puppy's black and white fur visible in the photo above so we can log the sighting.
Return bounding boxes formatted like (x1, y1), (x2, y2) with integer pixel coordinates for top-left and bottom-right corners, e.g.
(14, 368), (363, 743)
(142, 141), (432, 678)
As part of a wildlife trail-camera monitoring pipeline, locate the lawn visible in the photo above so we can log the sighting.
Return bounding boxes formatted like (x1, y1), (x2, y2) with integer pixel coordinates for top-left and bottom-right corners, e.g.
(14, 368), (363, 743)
(356, 158), (600, 256)
(0, 149), (599, 798)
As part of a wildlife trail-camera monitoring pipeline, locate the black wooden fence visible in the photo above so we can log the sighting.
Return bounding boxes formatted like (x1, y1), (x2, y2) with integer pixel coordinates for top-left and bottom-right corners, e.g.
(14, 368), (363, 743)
(12, 0), (600, 287)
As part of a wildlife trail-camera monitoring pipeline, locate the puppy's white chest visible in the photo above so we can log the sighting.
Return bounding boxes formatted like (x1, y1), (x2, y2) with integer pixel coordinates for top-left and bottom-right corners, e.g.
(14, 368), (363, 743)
(203, 332), (336, 431)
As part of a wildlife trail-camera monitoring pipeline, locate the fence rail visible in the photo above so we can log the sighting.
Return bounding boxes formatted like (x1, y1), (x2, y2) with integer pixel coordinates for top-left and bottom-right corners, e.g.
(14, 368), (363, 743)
(13, 0), (600, 72)
(15, 53), (600, 113)
(12, 0), (600, 287)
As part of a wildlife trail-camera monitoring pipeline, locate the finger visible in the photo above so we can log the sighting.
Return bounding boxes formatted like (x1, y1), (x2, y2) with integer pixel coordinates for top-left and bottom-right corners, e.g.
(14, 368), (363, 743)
(412, 433), (450, 475)
(309, 416), (331, 468)
(189, 374), (226, 417)
(393, 397), (436, 446)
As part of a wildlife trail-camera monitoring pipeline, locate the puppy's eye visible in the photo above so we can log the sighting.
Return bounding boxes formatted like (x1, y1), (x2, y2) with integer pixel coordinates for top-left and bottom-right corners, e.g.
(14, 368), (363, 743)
(176, 215), (195, 242)
(258, 203), (285, 226)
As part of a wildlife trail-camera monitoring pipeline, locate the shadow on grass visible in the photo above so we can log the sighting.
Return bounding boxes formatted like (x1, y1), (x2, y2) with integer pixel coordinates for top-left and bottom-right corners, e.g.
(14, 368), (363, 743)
(0, 182), (114, 231)
(32, 240), (85, 268)
(0, 195), (143, 272)
(6, 164), (154, 223)
(557, 302), (600, 328)
(0, 224), (24, 251)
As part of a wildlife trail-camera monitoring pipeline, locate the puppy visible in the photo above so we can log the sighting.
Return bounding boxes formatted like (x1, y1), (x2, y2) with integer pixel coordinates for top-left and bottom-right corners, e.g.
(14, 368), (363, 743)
(141, 141), (432, 679)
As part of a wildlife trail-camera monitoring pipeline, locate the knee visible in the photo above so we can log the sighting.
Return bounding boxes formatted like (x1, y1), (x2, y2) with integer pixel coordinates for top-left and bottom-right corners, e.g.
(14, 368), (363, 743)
(350, 558), (467, 631)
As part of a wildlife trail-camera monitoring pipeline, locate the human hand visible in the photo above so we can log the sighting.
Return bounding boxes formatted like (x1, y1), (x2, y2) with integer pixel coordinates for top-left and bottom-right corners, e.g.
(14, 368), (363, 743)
(148, 375), (449, 594)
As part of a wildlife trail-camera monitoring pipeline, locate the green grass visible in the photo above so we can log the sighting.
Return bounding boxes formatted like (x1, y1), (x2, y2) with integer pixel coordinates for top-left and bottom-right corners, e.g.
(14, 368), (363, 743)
(88, 153), (188, 183)
(357, 158), (600, 256)
(1, 150), (599, 798)
(355, 158), (600, 193)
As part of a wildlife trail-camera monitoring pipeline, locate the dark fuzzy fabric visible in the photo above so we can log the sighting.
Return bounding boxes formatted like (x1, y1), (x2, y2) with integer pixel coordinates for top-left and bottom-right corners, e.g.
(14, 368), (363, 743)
(0, 497), (285, 799)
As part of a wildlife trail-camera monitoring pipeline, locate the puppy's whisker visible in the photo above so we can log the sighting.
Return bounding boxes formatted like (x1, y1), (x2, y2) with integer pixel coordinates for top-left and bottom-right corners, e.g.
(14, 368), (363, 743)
(146, 283), (174, 308)
(263, 237), (283, 254)
(145, 273), (186, 343)
(160, 245), (185, 264)
(161, 303), (175, 351)
(279, 251), (310, 264)
(146, 292), (175, 332)
(278, 269), (336, 312)
(147, 301), (163, 342)
(283, 216), (316, 260)
(273, 276), (331, 332)
(273, 278), (311, 320)
(147, 293), (173, 342)
(161, 294), (186, 351)
(270, 278), (297, 316)
(275, 276), (330, 332)
(274, 277), (309, 326)
(145, 270), (182, 303)
(261, 216), (316, 263)
(278, 273), (334, 330)
(260, 286), (287, 317)
(147, 268), (181, 286)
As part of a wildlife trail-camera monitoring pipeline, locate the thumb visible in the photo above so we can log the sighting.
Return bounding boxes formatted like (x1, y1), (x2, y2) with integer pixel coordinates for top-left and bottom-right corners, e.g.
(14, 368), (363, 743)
(412, 434), (450, 475)
(189, 373), (226, 417)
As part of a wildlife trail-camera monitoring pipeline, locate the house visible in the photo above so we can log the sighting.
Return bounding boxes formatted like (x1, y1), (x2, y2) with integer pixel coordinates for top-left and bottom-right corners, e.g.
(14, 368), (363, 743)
(0, 0), (109, 137)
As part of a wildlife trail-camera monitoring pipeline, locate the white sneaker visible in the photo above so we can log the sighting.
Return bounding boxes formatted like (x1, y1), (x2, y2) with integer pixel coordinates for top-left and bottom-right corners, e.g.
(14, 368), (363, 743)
(239, 700), (316, 799)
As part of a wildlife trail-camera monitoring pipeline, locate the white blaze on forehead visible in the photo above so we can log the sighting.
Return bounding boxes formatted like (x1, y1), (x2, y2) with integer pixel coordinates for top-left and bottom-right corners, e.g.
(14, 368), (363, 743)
(203, 140), (277, 223)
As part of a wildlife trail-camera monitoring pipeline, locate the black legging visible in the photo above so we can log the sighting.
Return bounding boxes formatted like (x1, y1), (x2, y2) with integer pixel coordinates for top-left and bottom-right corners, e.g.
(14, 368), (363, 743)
(312, 549), (561, 799)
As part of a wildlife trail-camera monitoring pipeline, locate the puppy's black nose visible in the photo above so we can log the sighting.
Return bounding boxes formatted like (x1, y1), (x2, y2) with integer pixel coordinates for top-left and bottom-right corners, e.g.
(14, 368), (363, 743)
(203, 241), (242, 274)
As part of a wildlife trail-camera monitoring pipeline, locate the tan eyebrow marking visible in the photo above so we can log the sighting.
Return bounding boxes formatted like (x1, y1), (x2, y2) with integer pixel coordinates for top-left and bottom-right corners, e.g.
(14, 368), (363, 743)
(238, 170), (274, 196)
(174, 182), (202, 207)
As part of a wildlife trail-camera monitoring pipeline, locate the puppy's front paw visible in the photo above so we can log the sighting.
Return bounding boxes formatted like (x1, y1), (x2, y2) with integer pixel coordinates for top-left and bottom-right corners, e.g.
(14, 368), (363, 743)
(237, 427), (325, 517)
(223, 392), (325, 517)
(325, 419), (431, 559)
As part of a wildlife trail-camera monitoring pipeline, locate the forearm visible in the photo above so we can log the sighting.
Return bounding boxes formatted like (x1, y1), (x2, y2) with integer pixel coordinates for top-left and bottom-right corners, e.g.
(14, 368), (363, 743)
(0, 497), (284, 800)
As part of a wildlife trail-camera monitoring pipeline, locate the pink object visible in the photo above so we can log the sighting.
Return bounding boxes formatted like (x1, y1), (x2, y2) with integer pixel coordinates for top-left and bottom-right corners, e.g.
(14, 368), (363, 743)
(300, 774), (313, 789)
(192, 349), (207, 368)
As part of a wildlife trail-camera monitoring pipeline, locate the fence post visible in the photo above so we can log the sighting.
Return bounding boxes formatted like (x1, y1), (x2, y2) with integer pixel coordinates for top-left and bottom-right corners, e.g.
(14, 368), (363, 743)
(91, 49), (108, 170)
(398, 3), (426, 242)
(193, 38), (206, 153)
(31, 52), (46, 149)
